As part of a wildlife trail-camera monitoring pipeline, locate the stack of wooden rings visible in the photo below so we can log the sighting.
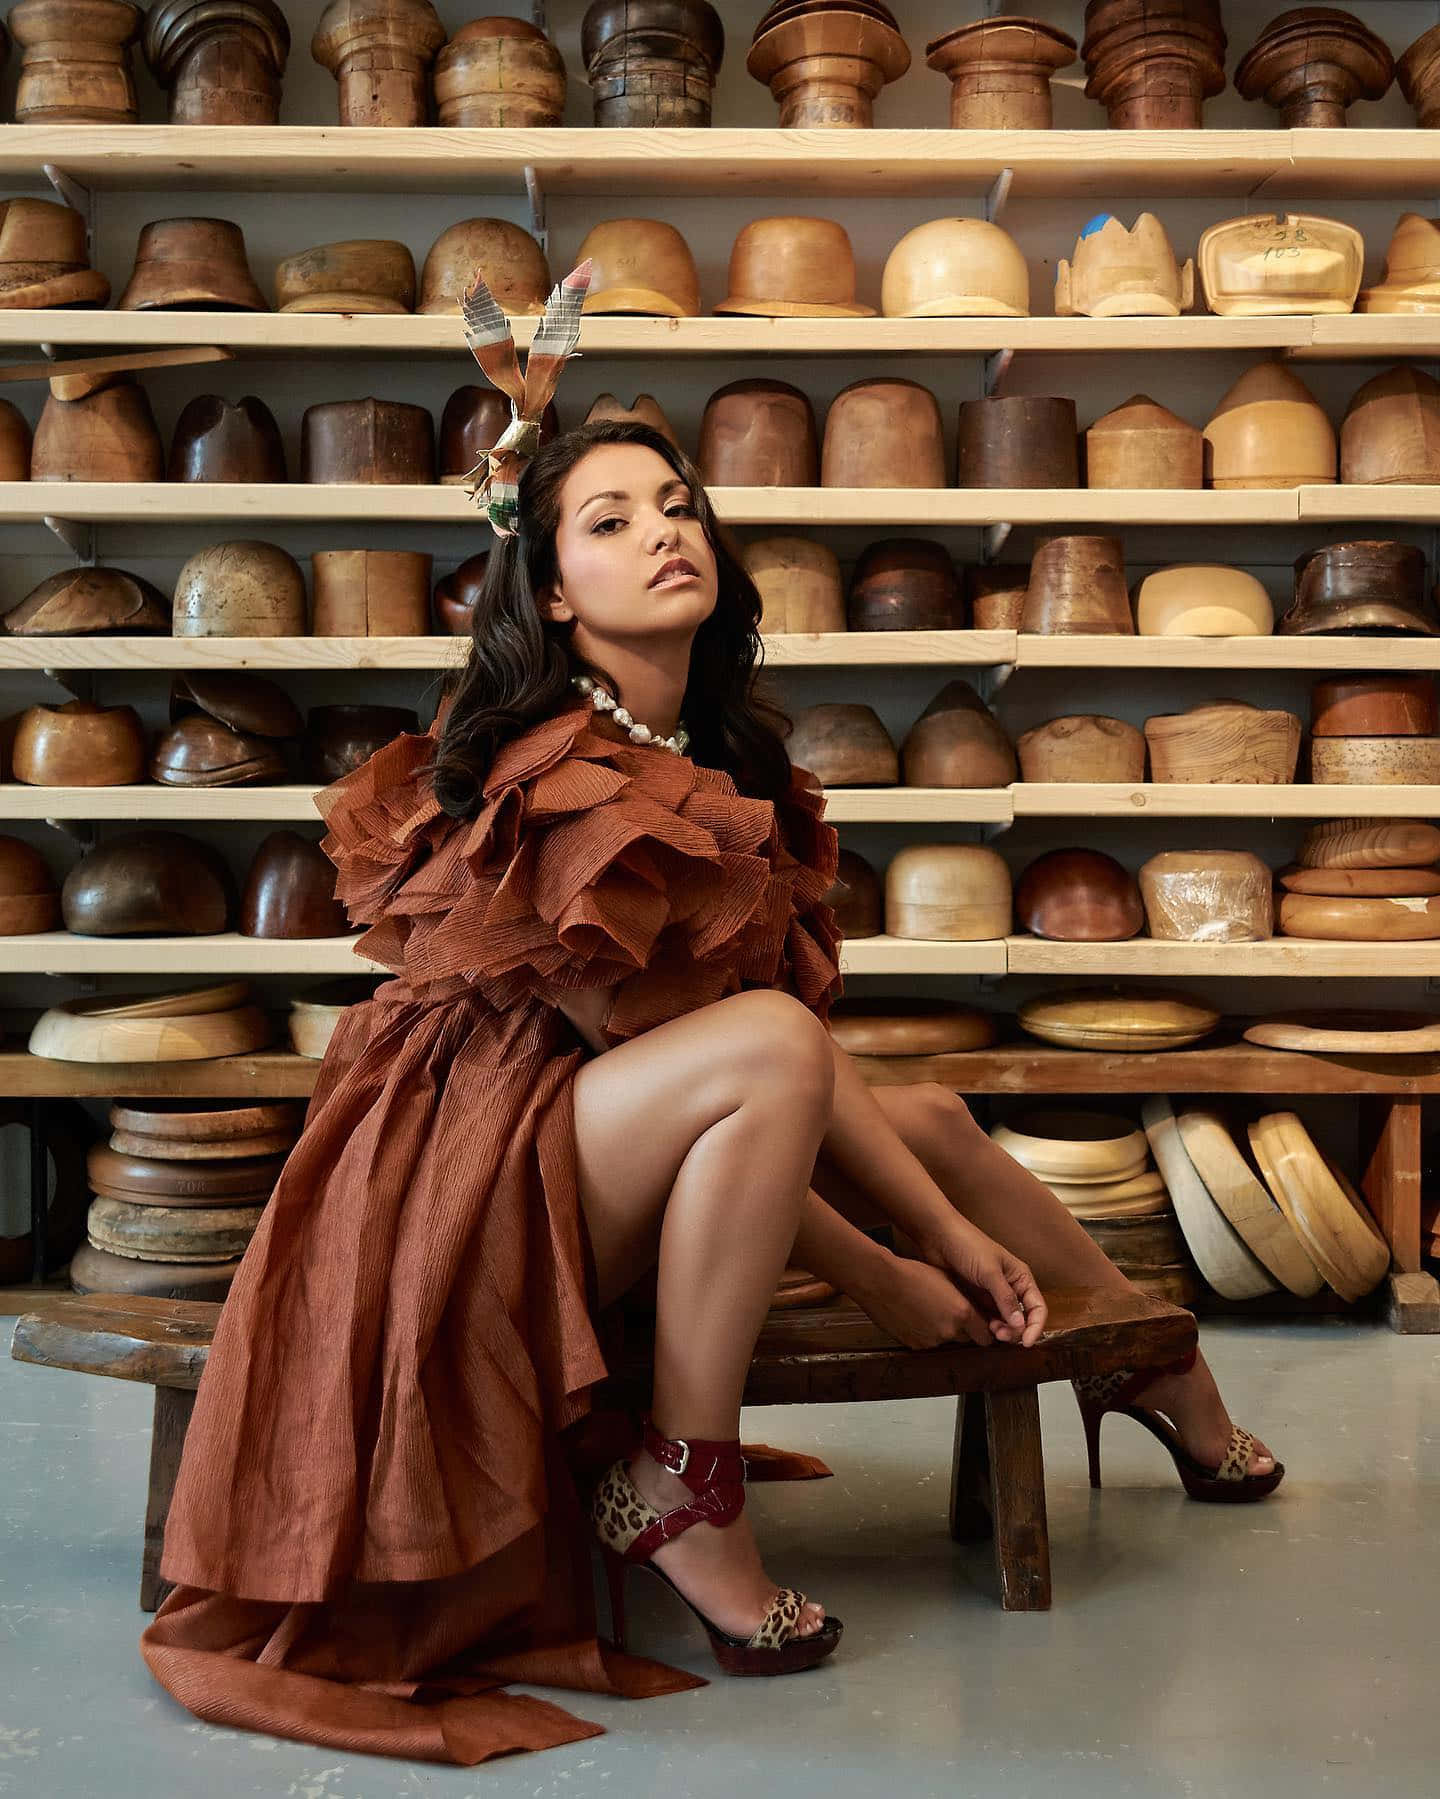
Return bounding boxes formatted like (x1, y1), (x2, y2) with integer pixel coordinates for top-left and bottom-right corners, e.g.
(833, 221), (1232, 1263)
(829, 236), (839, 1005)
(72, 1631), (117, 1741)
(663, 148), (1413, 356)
(1308, 675), (1440, 787)
(1278, 818), (1440, 942)
(989, 1108), (1199, 1304)
(69, 1101), (302, 1299)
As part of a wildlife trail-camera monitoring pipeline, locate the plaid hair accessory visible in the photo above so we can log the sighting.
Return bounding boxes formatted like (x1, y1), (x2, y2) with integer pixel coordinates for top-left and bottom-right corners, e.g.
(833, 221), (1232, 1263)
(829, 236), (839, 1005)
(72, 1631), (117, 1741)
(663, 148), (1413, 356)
(459, 256), (592, 537)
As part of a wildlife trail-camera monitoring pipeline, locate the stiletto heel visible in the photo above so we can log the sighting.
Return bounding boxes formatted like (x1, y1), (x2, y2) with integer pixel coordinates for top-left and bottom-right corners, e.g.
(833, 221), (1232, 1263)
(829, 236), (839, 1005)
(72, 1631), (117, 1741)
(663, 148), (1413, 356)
(600, 1544), (629, 1650)
(590, 1418), (842, 1677)
(1073, 1353), (1284, 1504)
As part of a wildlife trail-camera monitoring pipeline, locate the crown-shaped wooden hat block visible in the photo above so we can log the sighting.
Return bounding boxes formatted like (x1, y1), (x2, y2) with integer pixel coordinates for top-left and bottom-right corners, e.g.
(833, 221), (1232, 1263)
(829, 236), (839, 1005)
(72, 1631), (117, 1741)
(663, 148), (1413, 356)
(1055, 212), (1194, 318)
(1359, 213), (1440, 314)
(1198, 213), (1363, 315)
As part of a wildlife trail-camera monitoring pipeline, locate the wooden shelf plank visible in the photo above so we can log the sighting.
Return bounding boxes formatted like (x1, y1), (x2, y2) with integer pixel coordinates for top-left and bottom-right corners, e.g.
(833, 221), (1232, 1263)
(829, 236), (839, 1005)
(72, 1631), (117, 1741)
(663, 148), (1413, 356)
(4, 630), (1436, 674)
(0, 484), (1300, 527)
(0, 631), (1011, 671)
(0, 1049), (318, 1098)
(1276, 131), (1440, 200)
(0, 930), (1007, 977)
(0, 126), (1290, 198)
(1015, 634), (1440, 671)
(1300, 484), (1440, 522)
(1006, 937), (1440, 976)
(0, 785), (1012, 824)
(0, 312), (1319, 359)
(1011, 784), (1440, 818)
(1293, 316), (1440, 362)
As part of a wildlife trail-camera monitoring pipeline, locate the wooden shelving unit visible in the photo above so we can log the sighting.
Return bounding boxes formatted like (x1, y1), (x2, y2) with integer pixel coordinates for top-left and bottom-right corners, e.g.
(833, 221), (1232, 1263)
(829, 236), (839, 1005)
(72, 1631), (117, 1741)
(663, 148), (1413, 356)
(1005, 938), (1440, 977)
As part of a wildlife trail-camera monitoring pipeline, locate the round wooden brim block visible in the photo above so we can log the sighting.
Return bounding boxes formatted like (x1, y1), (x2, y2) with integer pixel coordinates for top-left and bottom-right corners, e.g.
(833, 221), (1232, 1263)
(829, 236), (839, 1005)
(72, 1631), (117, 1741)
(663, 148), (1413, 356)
(1142, 1097), (1283, 1300)
(990, 1111), (1148, 1179)
(65, 982), (254, 1020)
(770, 1267), (838, 1309)
(1296, 819), (1440, 869)
(86, 1196), (264, 1262)
(107, 1100), (305, 1141)
(1247, 1112), (1391, 1302)
(87, 1142), (286, 1200)
(1279, 865), (1440, 897)
(28, 1004), (273, 1064)
(1169, 1101), (1321, 1296)
(1278, 892), (1440, 940)
(69, 1240), (239, 1301)
(107, 1128), (298, 1161)
(826, 999), (997, 1055)
(1045, 1170), (1170, 1218)
(1242, 1009), (1440, 1053)
(1017, 986), (1219, 1051)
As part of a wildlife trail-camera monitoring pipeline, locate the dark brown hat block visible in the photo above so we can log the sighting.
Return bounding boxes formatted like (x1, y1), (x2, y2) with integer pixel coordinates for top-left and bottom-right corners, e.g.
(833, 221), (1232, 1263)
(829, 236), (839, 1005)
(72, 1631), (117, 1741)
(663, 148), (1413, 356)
(240, 830), (349, 938)
(302, 704), (419, 782)
(957, 394), (1079, 488)
(61, 830), (236, 936)
(434, 553), (488, 634)
(118, 217), (268, 311)
(1023, 534), (1135, 634)
(168, 394), (287, 483)
(171, 671), (302, 738)
(143, 0), (291, 127)
(2, 566), (171, 635)
(301, 397), (435, 484)
(149, 714), (289, 786)
(1310, 674), (1440, 736)
(847, 538), (966, 632)
(581, 0), (724, 128)
(88, 1140), (286, 1201)
(1016, 847), (1145, 941)
(899, 679), (1016, 787)
(0, 833), (60, 935)
(966, 563), (1029, 631)
(0, 397), (30, 479)
(439, 388), (557, 484)
(786, 702), (898, 786)
(1283, 541), (1439, 635)
(108, 1099), (305, 1142)
(69, 1241), (240, 1300)
(822, 847), (882, 937)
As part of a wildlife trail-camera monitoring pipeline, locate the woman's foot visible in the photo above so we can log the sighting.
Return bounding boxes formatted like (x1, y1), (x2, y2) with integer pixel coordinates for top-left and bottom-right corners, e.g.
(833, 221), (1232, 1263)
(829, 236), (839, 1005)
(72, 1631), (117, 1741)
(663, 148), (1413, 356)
(1130, 1355), (1276, 1476)
(626, 1449), (829, 1641)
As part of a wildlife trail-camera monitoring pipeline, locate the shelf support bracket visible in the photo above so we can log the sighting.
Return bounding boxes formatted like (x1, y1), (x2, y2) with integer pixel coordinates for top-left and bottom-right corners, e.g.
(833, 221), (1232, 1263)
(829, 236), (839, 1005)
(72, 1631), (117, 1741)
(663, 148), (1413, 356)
(978, 660), (1017, 701)
(41, 666), (95, 702)
(985, 348), (1014, 398)
(984, 167), (1014, 228)
(41, 817), (95, 850)
(42, 163), (93, 258)
(980, 818), (1012, 842)
(984, 521), (1013, 560)
(43, 515), (95, 563)
(529, 0), (548, 32)
(524, 165), (548, 258)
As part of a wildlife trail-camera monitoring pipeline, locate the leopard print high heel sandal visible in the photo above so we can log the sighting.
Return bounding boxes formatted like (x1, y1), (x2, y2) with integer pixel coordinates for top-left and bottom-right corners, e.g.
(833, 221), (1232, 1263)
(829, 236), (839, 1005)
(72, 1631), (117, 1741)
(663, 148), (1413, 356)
(1073, 1350), (1284, 1504)
(590, 1419), (843, 1675)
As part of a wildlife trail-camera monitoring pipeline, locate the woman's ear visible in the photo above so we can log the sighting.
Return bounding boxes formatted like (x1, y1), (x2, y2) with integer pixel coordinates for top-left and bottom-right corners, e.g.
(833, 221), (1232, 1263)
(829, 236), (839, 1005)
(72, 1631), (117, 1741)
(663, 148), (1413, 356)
(537, 583), (573, 624)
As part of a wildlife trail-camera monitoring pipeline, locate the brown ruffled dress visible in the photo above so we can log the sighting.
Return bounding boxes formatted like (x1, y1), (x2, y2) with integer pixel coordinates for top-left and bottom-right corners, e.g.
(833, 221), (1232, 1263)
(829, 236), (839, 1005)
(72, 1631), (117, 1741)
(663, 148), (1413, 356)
(140, 695), (843, 1767)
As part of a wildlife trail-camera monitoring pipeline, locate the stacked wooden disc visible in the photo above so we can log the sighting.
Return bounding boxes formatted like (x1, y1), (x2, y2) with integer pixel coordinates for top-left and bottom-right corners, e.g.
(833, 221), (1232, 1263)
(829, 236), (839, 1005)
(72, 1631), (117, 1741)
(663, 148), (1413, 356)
(28, 982), (272, 1062)
(1308, 674), (1440, 787)
(1017, 986), (1220, 1051)
(1280, 818), (1440, 941)
(70, 1101), (303, 1300)
(990, 1106), (1199, 1303)
(1246, 1111), (1390, 1302)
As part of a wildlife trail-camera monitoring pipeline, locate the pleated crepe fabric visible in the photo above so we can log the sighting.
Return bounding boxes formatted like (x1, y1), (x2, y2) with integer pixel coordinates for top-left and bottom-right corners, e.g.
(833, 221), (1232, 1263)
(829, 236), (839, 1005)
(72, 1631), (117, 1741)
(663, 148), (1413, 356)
(140, 698), (844, 1766)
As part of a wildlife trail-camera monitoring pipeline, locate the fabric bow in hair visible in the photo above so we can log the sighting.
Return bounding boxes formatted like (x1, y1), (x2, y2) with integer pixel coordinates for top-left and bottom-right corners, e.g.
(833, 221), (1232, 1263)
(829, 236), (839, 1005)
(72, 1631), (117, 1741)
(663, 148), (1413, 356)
(459, 257), (592, 537)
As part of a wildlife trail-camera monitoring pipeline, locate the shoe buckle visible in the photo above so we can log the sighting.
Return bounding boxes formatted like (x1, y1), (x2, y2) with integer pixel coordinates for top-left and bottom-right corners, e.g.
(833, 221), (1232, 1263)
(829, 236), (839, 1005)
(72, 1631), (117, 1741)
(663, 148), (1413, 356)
(671, 1437), (691, 1477)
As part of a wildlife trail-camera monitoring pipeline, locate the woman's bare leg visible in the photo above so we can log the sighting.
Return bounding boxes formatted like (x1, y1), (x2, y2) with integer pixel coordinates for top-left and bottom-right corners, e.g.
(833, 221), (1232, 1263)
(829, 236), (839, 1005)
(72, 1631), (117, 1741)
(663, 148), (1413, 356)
(813, 1082), (1275, 1474)
(570, 988), (836, 1640)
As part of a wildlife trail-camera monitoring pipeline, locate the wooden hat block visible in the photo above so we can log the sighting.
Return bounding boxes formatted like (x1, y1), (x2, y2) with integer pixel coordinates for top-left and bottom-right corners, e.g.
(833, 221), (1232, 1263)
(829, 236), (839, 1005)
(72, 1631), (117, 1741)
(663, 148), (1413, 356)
(1017, 714), (1146, 782)
(1279, 891), (1440, 939)
(310, 0), (446, 128)
(1203, 362), (1336, 489)
(822, 847), (882, 938)
(1358, 213), (1440, 313)
(583, 393), (679, 446)
(10, 0), (142, 123)
(1135, 565), (1274, 636)
(1081, 0), (1228, 130)
(1297, 815), (1440, 869)
(1145, 699), (1301, 783)
(435, 16), (565, 128)
(1244, 1007), (1440, 1050)
(311, 549), (431, 636)
(847, 538), (964, 633)
(1022, 535), (1133, 634)
(1340, 366), (1440, 485)
(1197, 213), (1363, 316)
(924, 16), (1077, 129)
(1139, 849), (1274, 942)
(827, 997), (996, 1055)
(990, 1111), (1149, 1182)
(1235, 8), (1393, 128)
(582, 1), (723, 129)
(173, 540), (307, 637)
(899, 679), (1016, 788)
(1016, 847), (1144, 942)
(275, 240), (416, 314)
(880, 218), (1029, 320)
(0, 835), (61, 936)
(1142, 1098), (1283, 1300)
(698, 379), (818, 487)
(967, 563), (1030, 631)
(31, 376), (164, 482)
(956, 395), (1079, 488)
(787, 702), (897, 786)
(1018, 985), (1218, 1050)
(744, 536), (845, 634)
(885, 843), (1012, 940)
(1281, 865), (1440, 896)
(1398, 24), (1440, 128)
(142, 0), (291, 125)
(745, 1), (911, 129)
(1085, 394), (1203, 489)
(12, 699), (146, 787)
(1055, 212), (1194, 318)
(1285, 540), (1437, 636)
(717, 215), (874, 318)
(822, 378), (946, 489)
(1311, 674), (1439, 737)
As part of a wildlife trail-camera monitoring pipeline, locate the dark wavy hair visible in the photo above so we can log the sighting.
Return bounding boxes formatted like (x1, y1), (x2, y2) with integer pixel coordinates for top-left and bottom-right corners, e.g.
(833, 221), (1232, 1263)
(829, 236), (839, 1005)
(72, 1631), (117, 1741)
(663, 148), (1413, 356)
(431, 419), (794, 817)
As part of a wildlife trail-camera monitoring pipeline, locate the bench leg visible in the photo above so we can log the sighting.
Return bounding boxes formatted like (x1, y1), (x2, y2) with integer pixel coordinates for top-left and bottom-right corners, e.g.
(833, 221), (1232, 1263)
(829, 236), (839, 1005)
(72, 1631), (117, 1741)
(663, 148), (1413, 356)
(948, 1388), (1052, 1613)
(141, 1386), (195, 1614)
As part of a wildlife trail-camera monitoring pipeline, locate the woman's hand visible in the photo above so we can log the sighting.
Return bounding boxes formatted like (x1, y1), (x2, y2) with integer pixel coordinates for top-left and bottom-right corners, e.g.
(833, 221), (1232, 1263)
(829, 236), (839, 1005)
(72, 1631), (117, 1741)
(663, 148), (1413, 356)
(919, 1218), (1047, 1348)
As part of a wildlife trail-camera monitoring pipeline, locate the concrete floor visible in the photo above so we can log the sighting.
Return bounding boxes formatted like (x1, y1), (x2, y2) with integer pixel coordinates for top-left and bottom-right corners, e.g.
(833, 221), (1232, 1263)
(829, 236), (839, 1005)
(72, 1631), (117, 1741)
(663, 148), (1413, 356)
(2, 1318), (1436, 1799)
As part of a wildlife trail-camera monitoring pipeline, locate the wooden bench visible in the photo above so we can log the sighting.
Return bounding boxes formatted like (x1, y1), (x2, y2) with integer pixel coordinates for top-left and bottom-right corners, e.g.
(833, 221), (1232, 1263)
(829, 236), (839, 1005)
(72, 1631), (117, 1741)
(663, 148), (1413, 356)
(10, 1285), (1195, 1615)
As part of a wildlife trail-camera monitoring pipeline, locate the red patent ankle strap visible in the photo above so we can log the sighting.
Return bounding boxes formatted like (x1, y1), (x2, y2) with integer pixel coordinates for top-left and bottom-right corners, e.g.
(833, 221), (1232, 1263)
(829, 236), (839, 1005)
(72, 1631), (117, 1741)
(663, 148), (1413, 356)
(626, 1419), (747, 1562)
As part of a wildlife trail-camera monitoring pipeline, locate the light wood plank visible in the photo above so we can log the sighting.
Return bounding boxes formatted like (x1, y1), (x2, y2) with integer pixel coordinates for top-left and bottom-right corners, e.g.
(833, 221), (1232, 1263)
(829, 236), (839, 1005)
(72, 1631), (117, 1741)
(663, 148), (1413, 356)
(1300, 485), (1440, 523)
(0, 483), (1300, 527)
(1011, 784), (1440, 819)
(1015, 635), (1440, 671)
(1006, 937), (1440, 976)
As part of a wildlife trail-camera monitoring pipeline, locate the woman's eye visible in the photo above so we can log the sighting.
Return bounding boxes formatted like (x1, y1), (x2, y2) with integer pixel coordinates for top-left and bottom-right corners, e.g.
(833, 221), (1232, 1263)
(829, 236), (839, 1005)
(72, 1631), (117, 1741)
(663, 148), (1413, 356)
(592, 517), (624, 534)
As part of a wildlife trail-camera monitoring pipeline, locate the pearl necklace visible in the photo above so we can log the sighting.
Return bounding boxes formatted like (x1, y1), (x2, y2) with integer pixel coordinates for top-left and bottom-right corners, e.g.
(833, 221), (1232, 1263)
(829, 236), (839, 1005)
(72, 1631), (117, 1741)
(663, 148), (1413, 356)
(573, 674), (691, 755)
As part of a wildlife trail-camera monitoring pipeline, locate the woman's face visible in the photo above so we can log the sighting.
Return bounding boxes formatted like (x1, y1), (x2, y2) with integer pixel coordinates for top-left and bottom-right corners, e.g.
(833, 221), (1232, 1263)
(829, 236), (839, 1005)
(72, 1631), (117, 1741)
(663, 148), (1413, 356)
(539, 442), (718, 654)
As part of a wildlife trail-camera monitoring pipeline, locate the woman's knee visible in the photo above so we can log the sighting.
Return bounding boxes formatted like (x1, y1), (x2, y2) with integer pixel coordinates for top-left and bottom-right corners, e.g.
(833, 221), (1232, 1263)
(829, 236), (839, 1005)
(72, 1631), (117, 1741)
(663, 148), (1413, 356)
(896, 1082), (983, 1163)
(721, 990), (835, 1115)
